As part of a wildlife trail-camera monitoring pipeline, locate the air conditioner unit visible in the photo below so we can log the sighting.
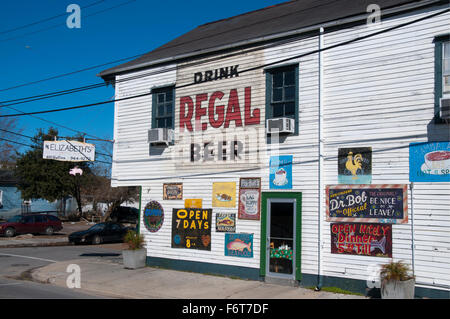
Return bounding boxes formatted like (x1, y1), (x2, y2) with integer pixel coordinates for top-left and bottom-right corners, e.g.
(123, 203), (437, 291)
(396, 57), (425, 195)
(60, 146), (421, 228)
(148, 128), (174, 145)
(266, 118), (295, 134)
(440, 97), (450, 120)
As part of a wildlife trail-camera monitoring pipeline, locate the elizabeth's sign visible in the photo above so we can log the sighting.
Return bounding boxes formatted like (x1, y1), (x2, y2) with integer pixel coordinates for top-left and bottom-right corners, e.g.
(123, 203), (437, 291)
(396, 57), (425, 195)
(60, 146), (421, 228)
(43, 140), (95, 162)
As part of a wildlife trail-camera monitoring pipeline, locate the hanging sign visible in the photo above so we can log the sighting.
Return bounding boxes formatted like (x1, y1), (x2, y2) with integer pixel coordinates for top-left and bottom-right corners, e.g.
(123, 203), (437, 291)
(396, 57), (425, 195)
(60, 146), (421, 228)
(212, 182), (236, 207)
(331, 223), (392, 257)
(269, 155), (293, 189)
(172, 208), (211, 250)
(216, 213), (236, 232)
(238, 178), (261, 220)
(43, 140), (95, 162)
(338, 147), (372, 184)
(163, 183), (183, 200)
(409, 142), (450, 182)
(225, 233), (253, 258)
(143, 201), (164, 233)
(326, 184), (408, 224)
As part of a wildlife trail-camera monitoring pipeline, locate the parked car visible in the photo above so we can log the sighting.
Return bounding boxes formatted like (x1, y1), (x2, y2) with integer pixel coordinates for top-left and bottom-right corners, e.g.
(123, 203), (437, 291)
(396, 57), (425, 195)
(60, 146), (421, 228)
(68, 222), (132, 245)
(0, 214), (63, 237)
(109, 206), (138, 223)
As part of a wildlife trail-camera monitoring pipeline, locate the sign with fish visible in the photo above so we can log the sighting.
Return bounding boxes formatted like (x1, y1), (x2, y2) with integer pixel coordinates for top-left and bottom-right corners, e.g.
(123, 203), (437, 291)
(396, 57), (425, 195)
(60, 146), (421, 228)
(238, 178), (261, 220)
(225, 233), (253, 258)
(338, 147), (372, 184)
(163, 183), (183, 200)
(143, 201), (164, 233)
(212, 182), (236, 207)
(326, 184), (408, 224)
(330, 223), (392, 257)
(216, 213), (236, 232)
(172, 208), (212, 250)
(409, 142), (450, 182)
(269, 155), (293, 189)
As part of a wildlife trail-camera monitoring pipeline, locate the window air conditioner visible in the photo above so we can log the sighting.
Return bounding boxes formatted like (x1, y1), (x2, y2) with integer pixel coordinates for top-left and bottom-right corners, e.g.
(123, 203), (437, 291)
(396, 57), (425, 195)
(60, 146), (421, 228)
(440, 97), (450, 120)
(148, 128), (174, 145)
(266, 118), (295, 134)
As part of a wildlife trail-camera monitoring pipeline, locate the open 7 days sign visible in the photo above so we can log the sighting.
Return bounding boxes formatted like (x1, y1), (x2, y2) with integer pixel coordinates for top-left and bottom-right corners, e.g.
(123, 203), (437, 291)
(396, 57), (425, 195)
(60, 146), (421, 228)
(43, 140), (95, 162)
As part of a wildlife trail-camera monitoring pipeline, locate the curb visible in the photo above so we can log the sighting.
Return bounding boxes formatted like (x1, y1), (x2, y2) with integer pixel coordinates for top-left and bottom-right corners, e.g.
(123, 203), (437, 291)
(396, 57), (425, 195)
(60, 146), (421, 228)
(0, 241), (71, 249)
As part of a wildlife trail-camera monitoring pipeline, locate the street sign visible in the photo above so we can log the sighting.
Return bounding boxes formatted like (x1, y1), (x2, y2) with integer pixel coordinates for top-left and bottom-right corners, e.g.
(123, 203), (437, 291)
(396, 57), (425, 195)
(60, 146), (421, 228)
(43, 140), (95, 162)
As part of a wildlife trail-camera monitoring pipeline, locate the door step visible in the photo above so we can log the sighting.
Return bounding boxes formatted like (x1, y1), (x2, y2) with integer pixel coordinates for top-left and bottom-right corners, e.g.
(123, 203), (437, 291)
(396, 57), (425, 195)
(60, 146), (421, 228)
(264, 276), (299, 287)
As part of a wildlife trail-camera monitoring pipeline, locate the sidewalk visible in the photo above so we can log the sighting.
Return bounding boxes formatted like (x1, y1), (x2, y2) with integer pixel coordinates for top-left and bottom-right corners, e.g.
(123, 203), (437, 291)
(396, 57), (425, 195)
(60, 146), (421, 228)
(31, 257), (367, 299)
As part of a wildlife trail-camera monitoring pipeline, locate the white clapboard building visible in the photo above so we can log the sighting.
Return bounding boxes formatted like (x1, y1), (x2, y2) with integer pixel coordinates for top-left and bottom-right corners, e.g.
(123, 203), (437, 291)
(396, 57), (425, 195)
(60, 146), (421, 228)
(99, 0), (450, 298)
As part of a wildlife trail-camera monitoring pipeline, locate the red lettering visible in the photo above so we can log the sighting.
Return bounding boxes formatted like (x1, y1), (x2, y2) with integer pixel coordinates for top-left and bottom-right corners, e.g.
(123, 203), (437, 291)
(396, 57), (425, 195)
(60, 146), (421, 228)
(208, 91), (225, 128)
(224, 89), (243, 128)
(195, 93), (208, 131)
(244, 87), (260, 125)
(331, 224), (339, 234)
(180, 96), (194, 132)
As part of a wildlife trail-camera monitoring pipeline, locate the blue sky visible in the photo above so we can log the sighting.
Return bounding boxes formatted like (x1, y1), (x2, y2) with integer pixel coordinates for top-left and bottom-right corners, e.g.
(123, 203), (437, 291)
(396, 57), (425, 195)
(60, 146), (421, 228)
(0, 0), (286, 155)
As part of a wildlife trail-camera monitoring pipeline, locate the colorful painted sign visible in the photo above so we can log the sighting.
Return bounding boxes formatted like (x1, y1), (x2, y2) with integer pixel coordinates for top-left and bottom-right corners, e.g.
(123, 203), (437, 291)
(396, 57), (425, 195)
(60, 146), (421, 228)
(185, 198), (202, 208)
(269, 155), (293, 189)
(212, 182), (236, 207)
(225, 233), (253, 258)
(172, 208), (211, 250)
(326, 185), (408, 224)
(238, 178), (261, 220)
(338, 147), (372, 184)
(331, 223), (392, 257)
(216, 213), (236, 232)
(143, 201), (164, 233)
(163, 183), (183, 200)
(409, 142), (450, 182)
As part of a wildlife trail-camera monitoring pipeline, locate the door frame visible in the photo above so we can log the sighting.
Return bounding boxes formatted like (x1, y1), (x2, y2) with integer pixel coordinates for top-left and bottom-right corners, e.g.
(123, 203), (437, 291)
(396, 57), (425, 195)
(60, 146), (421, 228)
(260, 192), (302, 281)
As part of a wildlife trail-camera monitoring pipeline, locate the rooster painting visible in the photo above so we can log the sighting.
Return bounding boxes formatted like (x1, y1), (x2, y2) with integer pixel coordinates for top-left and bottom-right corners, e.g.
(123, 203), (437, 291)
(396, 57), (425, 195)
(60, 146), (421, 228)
(345, 151), (363, 179)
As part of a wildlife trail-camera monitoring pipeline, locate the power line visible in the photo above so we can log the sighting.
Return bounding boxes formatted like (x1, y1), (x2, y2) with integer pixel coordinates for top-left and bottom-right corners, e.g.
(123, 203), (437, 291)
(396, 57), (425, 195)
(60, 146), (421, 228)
(0, 0), (137, 43)
(0, 0), (105, 36)
(0, 7), (448, 118)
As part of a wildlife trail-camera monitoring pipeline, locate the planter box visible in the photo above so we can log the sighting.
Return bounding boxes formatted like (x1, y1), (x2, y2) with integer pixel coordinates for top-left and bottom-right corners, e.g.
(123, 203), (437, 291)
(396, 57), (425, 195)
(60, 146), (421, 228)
(122, 248), (147, 269)
(381, 279), (415, 299)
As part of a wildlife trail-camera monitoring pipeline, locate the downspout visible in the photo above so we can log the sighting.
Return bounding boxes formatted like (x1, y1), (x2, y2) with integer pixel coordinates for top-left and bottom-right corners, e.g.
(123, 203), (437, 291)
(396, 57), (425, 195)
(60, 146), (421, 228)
(316, 27), (325, 291)
(410, 183), (415, 277)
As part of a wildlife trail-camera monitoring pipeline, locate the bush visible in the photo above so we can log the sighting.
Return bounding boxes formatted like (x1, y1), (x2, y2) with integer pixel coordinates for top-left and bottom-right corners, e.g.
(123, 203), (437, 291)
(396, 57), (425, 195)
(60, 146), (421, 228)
(124, 230), (145, 250)
(380, 260), (414, 282)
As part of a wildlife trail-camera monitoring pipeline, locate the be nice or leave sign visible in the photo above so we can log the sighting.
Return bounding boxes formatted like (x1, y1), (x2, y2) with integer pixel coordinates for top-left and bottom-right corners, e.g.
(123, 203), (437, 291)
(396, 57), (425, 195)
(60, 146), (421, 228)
(43, 140), (95, 162)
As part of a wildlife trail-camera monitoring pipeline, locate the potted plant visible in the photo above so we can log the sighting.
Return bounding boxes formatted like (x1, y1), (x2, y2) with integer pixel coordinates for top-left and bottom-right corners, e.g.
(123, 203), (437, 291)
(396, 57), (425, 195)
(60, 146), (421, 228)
(122, 230), (146, 269)
(380, 260), (415, 299)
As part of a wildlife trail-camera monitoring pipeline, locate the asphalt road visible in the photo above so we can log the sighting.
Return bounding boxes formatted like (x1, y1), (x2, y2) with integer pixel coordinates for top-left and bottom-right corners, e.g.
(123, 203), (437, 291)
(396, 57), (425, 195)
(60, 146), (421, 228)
(0, 244), (123, 299)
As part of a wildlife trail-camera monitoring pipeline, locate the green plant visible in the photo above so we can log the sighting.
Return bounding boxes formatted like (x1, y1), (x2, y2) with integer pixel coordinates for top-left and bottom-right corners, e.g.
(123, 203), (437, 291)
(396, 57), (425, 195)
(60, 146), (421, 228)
(124, 230), (145, 250)
(380, 260), (414, 282)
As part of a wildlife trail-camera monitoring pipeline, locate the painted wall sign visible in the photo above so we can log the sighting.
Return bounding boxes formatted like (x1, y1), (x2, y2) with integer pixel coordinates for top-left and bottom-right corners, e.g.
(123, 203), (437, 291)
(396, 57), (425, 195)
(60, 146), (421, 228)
(163, 183), (183, 200)
(409, 142), (450, 182)
(216, 213), (236, 232)
(338, 147), (372, 184)
(185, 199), (202, 209)
(43, 140), (95, 162)
(269, 155), (293, 189)
(143, 201), (164, 233)
(238, 178), (261, 220)
(212, 182), (236, 207)
(326, 185), (408, 224)
(331, 223), (392, 257)
(225, 233), (253, 258)
(193, 65), (239, 84)
(172, 208), (211, 250)
(179, 86), (260, 133)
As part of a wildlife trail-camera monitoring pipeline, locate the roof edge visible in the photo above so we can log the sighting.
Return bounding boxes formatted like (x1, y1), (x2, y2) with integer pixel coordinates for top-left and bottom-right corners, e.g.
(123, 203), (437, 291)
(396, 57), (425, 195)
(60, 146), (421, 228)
(98, 0), (443, 79)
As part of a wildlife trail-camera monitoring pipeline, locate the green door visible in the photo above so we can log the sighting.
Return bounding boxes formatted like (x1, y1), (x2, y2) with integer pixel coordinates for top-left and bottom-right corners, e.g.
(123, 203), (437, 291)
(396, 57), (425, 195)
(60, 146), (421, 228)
(260, 192), (302, 281)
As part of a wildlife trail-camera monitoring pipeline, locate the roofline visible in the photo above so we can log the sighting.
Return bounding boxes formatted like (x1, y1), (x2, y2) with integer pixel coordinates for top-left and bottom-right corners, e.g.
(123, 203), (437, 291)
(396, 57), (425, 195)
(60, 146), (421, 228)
(98, 0), (442, 79)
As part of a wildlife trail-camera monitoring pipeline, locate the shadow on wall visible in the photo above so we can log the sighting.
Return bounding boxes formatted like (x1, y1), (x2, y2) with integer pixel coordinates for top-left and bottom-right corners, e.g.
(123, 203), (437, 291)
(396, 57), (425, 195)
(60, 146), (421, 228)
(427, 121), (450, 142)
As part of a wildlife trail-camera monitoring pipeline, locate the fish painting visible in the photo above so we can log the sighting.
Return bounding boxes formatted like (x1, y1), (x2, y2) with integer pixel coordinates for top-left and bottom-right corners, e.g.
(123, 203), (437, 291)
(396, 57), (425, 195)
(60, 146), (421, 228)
(227, 238), (252, 252)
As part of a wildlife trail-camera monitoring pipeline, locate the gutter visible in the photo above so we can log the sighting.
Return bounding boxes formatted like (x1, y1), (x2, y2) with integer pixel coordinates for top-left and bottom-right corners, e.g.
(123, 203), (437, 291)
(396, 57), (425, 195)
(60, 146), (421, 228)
(98, 0), (443, 78)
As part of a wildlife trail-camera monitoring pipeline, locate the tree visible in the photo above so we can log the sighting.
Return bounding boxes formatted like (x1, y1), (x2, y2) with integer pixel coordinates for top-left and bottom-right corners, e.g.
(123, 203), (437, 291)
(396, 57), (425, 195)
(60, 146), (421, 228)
(14, 127), (92, 215)
(0, 110), (22, 168)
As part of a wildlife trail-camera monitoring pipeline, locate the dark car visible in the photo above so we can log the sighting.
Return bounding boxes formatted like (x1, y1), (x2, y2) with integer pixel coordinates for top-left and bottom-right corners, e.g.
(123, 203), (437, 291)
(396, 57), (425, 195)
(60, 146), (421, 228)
(0, 214), (63, 237)
(109, 206), (138, 223)
(68, 222), (131, 245)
